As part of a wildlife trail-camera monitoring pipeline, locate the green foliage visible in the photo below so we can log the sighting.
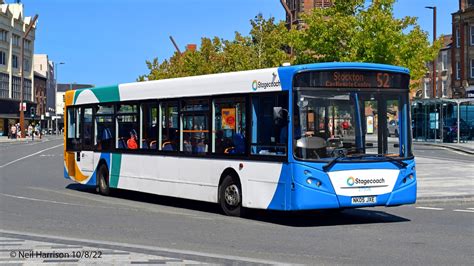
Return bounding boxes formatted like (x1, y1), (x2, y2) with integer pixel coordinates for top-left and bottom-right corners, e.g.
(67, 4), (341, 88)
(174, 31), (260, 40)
(138, 14), (291, 81)
(139, 0), (440, 92)
(290, 0), (440, 90)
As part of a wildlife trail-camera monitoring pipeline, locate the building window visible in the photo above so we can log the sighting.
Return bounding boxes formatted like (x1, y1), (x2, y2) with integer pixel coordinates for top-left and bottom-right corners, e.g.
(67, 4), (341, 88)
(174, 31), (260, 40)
(456, 27), (461, 48)
(424, 81), (430, 98)
(12, 55), (18, 69)
(471, 26), (474, 46)
(0, 73), (8, 99)
(0, 30), (7, 42)
(471, 59), (474, 78)
(12, 34), (20, 47)
(24, 58), (30, 72)
(441, 52), (448, 71)
(442, 80), (448, 97)
(456, 61), (461, 80)
(24, 40), (31, 50)
(0, 51), (6, 65)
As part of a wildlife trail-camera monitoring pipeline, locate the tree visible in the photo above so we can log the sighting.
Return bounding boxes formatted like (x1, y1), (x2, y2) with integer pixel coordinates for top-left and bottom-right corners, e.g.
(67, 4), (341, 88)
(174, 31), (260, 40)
(138, 15), (291, 81)
(290, 0), (441, 90)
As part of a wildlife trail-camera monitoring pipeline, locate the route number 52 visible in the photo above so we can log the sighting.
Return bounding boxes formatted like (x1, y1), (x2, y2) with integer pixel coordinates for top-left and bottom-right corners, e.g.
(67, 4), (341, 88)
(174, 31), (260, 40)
(377, 73), (390, 88)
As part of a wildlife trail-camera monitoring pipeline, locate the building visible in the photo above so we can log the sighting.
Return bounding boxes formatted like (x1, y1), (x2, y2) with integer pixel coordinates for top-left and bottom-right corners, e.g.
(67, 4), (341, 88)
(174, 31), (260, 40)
(452, 0), (474, 98)
(283, 0), (333, 28)
(33, 54), (55, 111)
(0, 1), (36, 136)
(421, 35), (453, 99)
(33, 71), (46, 128)
(33, 54), (56, 131)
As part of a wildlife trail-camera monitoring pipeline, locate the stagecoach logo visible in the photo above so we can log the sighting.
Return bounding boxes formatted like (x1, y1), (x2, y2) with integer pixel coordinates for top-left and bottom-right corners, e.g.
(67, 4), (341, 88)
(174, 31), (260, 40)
(347, 177), (355, 186)
(251, 79), (281, 91)
(347, 176), (385, 186)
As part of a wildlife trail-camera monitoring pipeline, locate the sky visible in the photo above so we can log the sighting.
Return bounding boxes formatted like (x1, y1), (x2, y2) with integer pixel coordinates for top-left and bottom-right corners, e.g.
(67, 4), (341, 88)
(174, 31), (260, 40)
(16, 0), (457, 87)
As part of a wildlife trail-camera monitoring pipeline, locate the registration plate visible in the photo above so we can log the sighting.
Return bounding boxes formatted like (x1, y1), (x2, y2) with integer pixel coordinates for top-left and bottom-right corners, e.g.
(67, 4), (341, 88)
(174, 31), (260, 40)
(351, 196), (377, 204)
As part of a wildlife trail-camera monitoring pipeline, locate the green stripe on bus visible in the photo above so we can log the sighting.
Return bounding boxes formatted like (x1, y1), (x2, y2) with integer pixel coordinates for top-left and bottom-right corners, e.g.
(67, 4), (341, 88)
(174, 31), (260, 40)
(73, 85), (120, 105)
(92, 85), (120, 103)
(109, 153), (122, 188)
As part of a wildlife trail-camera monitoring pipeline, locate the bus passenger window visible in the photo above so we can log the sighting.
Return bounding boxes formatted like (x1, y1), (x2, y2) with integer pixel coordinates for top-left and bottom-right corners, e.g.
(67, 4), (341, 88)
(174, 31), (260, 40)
(141, 103), (158, 150)
(160, 102), (179, 151)
(181, 99), (209, 155)
(250, 93), (288, 156)
(116, 104), (138, 150)
(212, 97), (247, 155)
(95, 104), (114, 151)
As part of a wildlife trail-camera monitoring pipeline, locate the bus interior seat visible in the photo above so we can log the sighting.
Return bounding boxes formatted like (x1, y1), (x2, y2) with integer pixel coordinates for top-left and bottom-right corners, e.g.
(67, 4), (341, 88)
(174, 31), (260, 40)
(142, 139), (148, 149)
(118, 138), (127, 149)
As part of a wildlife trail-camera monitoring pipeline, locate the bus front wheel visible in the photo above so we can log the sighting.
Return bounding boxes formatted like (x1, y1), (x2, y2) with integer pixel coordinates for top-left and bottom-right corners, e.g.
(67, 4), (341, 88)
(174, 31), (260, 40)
(97, 164), (110, 196)
(219, 175), (243, 217)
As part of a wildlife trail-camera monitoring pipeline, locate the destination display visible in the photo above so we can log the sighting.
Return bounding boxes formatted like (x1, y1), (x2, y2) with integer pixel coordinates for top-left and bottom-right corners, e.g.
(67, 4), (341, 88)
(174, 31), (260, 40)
(294, 70), (409, 89)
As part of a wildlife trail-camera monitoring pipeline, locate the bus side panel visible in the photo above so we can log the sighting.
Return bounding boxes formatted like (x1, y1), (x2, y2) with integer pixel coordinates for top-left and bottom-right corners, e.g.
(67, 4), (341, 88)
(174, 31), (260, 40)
(111, 154), (284, 210)
(65, 152), (76, 179)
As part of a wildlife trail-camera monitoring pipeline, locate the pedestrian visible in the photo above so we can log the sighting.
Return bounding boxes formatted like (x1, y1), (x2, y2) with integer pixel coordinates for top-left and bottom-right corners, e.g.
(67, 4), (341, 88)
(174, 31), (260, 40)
(28, 124), (33, 137)
(31, 123), (35, 141)
(11, 124), (17, 139)
(35, 124), (41, 139)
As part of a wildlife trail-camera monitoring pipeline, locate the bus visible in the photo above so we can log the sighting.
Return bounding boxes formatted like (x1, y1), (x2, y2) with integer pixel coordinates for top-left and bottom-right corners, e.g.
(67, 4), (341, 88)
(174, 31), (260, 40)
(63, 62), (416, 216)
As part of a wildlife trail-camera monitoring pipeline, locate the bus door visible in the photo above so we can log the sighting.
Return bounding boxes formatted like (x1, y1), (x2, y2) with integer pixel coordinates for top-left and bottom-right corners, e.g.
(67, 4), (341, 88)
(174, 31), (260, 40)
(79, 107), (95, 175)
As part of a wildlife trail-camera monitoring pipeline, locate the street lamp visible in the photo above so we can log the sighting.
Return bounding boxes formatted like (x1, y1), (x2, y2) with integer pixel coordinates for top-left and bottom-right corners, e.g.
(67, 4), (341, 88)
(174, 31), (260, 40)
(19, 14), (38, 138)
(54, 62), (65, 135)
(426, 6), (437, 99)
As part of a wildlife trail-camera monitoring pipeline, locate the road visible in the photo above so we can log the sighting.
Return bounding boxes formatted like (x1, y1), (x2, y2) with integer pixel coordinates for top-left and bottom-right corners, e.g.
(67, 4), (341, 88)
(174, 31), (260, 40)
(0, 137), (473, 264)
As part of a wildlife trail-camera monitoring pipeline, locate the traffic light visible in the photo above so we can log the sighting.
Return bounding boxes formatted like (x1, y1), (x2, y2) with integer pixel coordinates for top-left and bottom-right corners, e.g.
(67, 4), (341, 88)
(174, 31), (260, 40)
(30, 107), (35, 118)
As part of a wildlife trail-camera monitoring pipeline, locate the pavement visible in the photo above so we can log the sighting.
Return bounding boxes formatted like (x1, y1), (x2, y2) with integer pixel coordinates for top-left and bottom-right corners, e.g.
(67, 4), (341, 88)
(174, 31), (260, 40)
(0, 135), (59, 143)
(414, 140), (474, 155)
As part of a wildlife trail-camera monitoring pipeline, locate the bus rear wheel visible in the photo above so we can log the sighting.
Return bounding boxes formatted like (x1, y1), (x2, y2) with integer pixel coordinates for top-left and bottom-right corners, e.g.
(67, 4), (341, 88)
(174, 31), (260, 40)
(97, 164), (110, 196)
(219, 175), (243, 217)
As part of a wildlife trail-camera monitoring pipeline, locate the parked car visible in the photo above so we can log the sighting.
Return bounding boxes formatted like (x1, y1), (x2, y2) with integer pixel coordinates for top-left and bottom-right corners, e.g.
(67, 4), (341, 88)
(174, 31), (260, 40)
(388, 120), (399, 137)
(443, 118), (470, 142)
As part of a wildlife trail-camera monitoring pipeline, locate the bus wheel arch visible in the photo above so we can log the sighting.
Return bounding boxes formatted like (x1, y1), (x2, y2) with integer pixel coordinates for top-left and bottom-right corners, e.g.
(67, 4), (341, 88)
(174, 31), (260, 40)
(96, 160), (110, 196)
(218, 168), (243, 217)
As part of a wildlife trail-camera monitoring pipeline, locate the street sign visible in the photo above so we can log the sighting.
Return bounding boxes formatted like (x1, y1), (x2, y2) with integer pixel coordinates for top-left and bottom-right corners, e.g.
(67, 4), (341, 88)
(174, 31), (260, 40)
(19, 102), (26, 111)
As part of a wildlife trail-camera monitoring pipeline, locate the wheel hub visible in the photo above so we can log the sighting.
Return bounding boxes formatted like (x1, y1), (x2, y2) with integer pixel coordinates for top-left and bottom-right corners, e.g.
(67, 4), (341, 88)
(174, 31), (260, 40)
(224, 184), (240, 206)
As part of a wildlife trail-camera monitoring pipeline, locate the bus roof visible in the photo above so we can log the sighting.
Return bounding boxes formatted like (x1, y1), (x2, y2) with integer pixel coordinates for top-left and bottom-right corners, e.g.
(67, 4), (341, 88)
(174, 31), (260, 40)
(67, 62), (410, 106)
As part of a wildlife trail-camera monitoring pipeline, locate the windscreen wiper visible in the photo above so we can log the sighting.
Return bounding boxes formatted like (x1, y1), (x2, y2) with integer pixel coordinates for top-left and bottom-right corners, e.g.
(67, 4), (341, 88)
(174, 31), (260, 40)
(322, 156), (343, 172)
(349, 154), (407, 168)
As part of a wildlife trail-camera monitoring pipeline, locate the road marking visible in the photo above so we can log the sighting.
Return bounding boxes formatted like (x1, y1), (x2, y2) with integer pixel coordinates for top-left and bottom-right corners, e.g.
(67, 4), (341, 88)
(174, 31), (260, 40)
(0, 144), (63, 168)
(0, 193), (92, 208)
(467, 208), (474, 210)
(453, 209), (474, 213)
(415, 207), (444, 210)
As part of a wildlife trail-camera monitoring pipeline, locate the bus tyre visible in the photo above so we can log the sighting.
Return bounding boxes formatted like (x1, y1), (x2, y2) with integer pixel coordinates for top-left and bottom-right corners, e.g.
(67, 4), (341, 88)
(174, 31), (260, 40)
(97, 164), (110, 196)
(219, 175), (243, 217)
